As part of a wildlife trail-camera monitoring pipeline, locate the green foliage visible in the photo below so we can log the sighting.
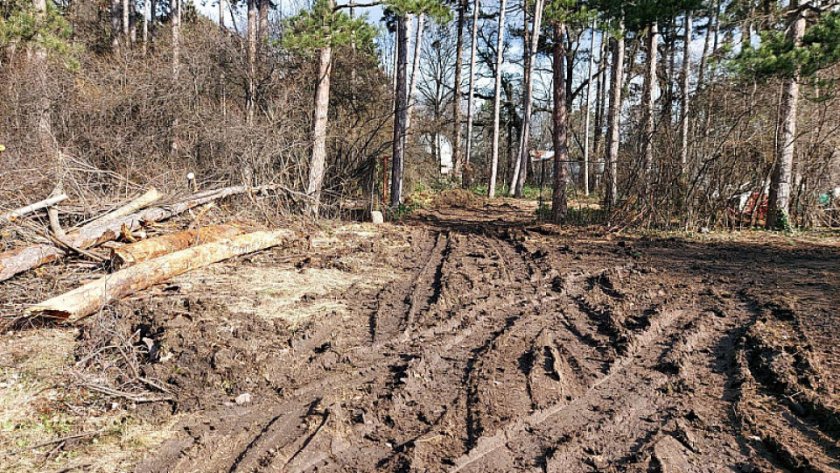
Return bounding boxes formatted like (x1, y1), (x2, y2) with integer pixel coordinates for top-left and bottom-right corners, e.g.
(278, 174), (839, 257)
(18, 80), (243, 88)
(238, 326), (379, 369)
(383, 0), (452, 23)
(0, 0), (77, 67)
(735, 12), (840, 80)
(282, 0), (378, 52)
(545, 0), (595, 28)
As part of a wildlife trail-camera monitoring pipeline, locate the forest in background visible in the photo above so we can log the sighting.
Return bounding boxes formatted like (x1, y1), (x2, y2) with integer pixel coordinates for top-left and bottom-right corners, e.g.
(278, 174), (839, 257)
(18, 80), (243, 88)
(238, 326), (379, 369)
(1, 0), (839, 230)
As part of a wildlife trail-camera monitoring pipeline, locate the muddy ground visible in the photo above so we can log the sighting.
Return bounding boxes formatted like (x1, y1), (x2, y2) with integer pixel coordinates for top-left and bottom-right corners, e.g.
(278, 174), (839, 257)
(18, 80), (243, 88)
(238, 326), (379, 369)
(2, 198), (839, 472)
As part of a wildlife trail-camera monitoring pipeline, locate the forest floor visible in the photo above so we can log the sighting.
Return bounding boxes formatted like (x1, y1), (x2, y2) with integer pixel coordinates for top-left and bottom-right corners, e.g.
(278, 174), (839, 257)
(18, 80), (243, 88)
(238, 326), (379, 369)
(1, 194), (839, 472)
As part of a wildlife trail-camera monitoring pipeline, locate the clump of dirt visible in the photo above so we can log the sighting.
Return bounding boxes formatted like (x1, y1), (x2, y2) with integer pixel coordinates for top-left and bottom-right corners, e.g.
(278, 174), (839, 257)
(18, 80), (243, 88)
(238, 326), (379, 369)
(432, 188), (481, 208)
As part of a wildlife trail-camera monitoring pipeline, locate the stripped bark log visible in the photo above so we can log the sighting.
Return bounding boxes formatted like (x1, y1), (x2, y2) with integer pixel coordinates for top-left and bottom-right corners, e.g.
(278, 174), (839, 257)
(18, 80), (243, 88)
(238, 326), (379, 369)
(83, 188), (163, 228)
(0, 194), (68, 224)
(111, 224), (244, 268)
(0, 185), (265, 282)
(24, 229), (296, 324)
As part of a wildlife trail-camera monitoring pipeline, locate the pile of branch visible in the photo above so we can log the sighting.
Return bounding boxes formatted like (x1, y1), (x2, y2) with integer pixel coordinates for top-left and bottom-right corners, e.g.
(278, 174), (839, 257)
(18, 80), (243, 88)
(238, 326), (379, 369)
(2, 184), (295, 325)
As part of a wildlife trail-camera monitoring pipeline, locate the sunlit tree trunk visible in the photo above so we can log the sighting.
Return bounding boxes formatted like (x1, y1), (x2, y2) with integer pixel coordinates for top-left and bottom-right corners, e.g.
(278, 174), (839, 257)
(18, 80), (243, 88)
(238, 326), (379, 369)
(604, 24), (624, 210)
(306, 44), (333, 216)
(247, 0), (257, 125)
(452, 0), (465, 179)
(767, 2), (804, 229)
(551, 23), (569, 222)
(487, 0), (507, 198)
(463, 0), (480, 187)
(593, 31), (607, 191)
(642, 22), (658, 186)
(111, 0), (122, 52)
(172, 0), (180, 80)
(391, 15), (409, 206)
(582, 21), (595, 196)
(679, 12), (691, 172)
(142, 0), (151, 56)
(510, 0), (544, 197)
(123, 0), (130, 42)
(405, 14), (424, 135)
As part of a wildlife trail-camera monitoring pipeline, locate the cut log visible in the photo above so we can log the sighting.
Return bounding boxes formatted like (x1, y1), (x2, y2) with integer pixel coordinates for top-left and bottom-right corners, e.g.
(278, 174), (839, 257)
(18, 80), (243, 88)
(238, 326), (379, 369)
(111, 224), (244, 268)
(24, 229), (296, 324)
(0, 194), (68, 224)
(0, 185), (264, 282)
(83, 188), (163, 228)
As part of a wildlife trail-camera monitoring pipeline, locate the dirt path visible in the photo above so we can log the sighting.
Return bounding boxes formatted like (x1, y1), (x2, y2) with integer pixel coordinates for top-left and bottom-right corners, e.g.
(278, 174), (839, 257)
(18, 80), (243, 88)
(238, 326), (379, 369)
(129, 202), (839, 473)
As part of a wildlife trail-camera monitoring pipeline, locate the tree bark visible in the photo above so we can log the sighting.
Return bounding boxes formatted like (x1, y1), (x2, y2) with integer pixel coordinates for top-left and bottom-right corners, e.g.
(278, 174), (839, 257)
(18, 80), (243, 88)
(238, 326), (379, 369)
(111, 0), (122, 52)
(391, 14), (409, 206)
(551, 23), (569, 223)
(259, 0), (270, 42)
(405, 14), (425, 135)
(172, 0), (181, 80)
(593, 30), (607, 190)
(25, 230), (296, 324)
(111, 224), (244, 268)
(306, 43), (333, 217)
(604, 25), (624, 210)
(464, 0), (481, 188)
(452, 0), (466, 179)
(766, 3), (805, 229)
(246, 0), (258, 124)
(642, 22), (658, 185)
(143, 0), (151, 55)
(84, 188), (163, 228)
(487, 0), (508, 198)
(679, 12), (692, 172)
(511, 0), (544, 197)
(123, 0), (130, 42)
(582, 21), (596, 196)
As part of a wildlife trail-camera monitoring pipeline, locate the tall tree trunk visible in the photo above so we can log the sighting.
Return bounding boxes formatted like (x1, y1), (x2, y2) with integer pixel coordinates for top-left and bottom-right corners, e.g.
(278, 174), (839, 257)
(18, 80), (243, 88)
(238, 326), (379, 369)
(259, 0), (270, 42)
(463, 0), (481, 188)
(452, 0), (466, 179)
(510, 0), (544, 197)
(130, 0), (137, 44)
(679, 12), (691, 172)
(487, 0), (508, 198)
(593, 30), (607, 191)
(32, 0), (53, 160)
(391, 15), (409, 206)
(219, 0), (226, 116)
(123, 0), (130, 42)
(766, 3), (804, 229)
(246, 0), (258, 125)
(604, 24), (624, 210)
(582, 21), (596, 196)
(142, 0), (151, 56)
(551, 23), (569, 223)
(405, 14), (425, 135)
(111, 0), (122, 52)
(306, 44), (333, 217)
(171, 0), (180, 80)
(642, 22), (658, 187)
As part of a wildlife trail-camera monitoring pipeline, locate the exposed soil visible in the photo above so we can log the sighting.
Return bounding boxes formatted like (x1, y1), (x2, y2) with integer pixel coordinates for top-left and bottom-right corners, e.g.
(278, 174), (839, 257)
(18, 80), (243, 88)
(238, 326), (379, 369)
(3, 199), (839, 472)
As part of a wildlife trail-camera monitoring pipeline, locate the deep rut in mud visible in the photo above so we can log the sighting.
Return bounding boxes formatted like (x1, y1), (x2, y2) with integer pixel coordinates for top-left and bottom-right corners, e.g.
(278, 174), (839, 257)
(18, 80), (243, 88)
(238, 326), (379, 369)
(133, 204), (840, 473)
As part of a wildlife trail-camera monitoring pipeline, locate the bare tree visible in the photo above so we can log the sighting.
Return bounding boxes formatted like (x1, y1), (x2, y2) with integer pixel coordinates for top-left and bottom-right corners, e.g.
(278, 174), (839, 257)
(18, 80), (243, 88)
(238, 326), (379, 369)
(487, 0), (508, 198)
(582, 22), (596, 196)
(247, 0), (258, 124)
(391, 14), (409, 206)
(510, 0), (544, 197)
(405, 14), (425, 134)
(452, 0), (466, 178)
(463, 0), (481, 186)
(679, 12), (691, 172)
(172, 0), (181, 80)
(642, 22), (658, 185)
(306, 39), (333, 216)
(603, 23), (624, 210)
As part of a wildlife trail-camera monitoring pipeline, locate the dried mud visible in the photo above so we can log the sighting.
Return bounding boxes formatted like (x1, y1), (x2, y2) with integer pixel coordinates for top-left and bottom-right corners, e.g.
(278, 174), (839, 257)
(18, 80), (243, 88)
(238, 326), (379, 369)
(60, 202), (840, 472)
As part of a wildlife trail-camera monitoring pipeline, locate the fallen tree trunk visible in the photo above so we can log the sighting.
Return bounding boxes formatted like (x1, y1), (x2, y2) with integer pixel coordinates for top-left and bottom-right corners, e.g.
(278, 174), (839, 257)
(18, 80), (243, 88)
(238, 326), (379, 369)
(0, 185), (264, 282)
(83, 188), (163, 228)
(111, 224), (244, 268)
(0, 194), (68, 224)
(24, 229), (296, 324)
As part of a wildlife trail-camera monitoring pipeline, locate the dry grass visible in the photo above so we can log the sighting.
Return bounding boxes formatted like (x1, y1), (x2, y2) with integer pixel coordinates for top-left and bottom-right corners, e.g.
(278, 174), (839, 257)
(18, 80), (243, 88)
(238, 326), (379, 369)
(0, 328), (179, 472)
